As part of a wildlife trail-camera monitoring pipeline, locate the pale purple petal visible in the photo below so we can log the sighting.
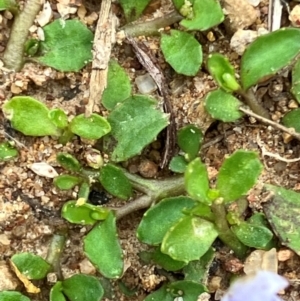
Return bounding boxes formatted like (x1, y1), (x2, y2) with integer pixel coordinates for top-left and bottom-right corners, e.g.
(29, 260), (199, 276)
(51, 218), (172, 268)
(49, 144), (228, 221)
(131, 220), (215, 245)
(221, 271), (289, 301)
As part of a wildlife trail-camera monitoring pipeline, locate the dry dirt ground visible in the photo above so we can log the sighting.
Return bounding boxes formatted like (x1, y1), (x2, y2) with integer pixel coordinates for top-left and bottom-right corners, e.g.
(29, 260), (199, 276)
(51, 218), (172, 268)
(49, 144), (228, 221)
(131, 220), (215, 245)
(1, 0), (300, 300)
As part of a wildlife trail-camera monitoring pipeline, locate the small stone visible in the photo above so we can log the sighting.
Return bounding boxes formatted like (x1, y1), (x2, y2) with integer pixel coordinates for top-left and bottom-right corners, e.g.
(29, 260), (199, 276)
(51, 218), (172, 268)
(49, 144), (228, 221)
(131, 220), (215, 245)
(36, 1), (53, 27)
(288, 99), (299, 109)
(277, 249), (294, 262)
(135, 73), (157, 94)
(138, 160), (158, 178)
(223, 0), (258, 31)
(30, 162), (58, 178)
(0, 261), (18, 290)
(246, 0), (260, 6)
(224, 258), (244, 273)
(230, 29), (258, 55)
(79, 258), (96, 274)
(289, 5), (300, 27)
(208, 276), (222, 292)
(0, 234), (10, 245)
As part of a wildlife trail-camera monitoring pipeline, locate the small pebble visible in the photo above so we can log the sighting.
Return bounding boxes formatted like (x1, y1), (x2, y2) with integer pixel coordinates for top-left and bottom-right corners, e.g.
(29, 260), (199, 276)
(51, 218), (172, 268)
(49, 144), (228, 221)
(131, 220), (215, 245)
(135, 73), (157, 94)
(277, 249), (294, 262)
(30, 162), (58, 178)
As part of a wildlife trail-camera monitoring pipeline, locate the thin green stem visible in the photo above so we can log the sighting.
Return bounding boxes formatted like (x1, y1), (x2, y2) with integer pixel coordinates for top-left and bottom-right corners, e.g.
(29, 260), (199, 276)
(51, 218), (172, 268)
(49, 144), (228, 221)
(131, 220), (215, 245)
(46, 234), (66, 280)
(211, 199), (247, 259)
(238, 88), (270, 119)
(3, 0), (42, 71)
(121, 10), (183, 37)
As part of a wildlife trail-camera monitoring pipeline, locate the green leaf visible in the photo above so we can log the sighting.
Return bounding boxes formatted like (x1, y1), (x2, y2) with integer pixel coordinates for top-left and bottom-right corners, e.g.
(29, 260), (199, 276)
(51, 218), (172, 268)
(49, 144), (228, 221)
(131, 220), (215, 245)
(204, 89), (243, 122)
(217, 150), (263, 202)
(62, 274), (104, 301)
(168, 280), (206, 301)
(84, 212), (124, 278)
(189, 202), (215, 221)
(62, 200), (109, 225)
(161, 30), (202, 76)
(241, 28), (300, 90)
(25, 39), (39, 56)
(48, 109), (68, 129)
(183, 247), (215, 282)
(177, 125), (203, 161)
(38, 19), (93, 71)
(144, 281), (206, 301)
(151, 247), (187, 271)
(179, 0), (224, 31)
(54, 175), (82, 190)
(107, 95), (169, 162)
(11, 252), (51, 280)
(291, 59), (300, 103)
(78, 182), (90, 200)
(99, 164), (132, 200)
(70, 113), (111, 140)
(185, 158), (210, 204)
(207, 53), (240, 92)
(56, 153), (81, 172)
(2, 96), (59, 136)
(263, 185), (300, 255)
(232, 222), (273, 249)
(169, 155), (188, 173)
(144, 285), (173, 301)
(119, 0), (151, 21)
(50, 282), (66, 301)
(0, 142), (18, 161)
(161, 216), (218, 263)
(0, 291), (31, 301)
(282, 108), (300, 133)
(0, 0), (17, 12)
(137, 196), (196, 245)
(102, 60), (131, 110)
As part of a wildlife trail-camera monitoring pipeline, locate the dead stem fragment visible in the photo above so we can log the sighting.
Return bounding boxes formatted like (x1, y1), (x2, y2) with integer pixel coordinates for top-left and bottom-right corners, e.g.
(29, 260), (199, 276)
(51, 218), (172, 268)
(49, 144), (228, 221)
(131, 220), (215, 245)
(240, 106), (300, 141)
(3, 0), (42, 71)
(85, 0), (117, 116)
(127, 36), (176, 168)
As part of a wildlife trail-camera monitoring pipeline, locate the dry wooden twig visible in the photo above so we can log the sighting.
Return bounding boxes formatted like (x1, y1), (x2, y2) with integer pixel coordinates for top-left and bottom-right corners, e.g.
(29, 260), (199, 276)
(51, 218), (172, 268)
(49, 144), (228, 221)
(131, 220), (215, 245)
(240, 106), (300, 141)
(126, 36), (176, 168)
(85, 0), (117, 116)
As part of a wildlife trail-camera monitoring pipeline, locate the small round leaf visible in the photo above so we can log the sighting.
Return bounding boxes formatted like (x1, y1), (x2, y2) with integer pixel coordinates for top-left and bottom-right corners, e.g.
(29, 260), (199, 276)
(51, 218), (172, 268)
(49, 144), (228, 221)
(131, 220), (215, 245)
(204, 89), (243, 122)
(207, 53), (240, 92)
(161, 30), (202, 76)
(241, 28), (300, 90)
(84, 212), (124, 278)
(137, 196), (196, 245)
(185, 158), (210, 204)
(177, 125), (203, 161)
(0, 291), (31, 301)
(161, 216), (218, 263)
(54, 175), (82, 190)
(99, 164), (132, 200)
(62, 200), (109, 225)
(2, 96), (58, 136)
(56, 153), (81, 172)
(38, 20), (93, 72)
(62, 274), (104, 301)
(169, 155), (188, 173)
(0, 142), (18, 161)
(70, 113), (111, 140)
(102, 60), (131, 110)
(232, 222), (273, 249)
(217, 150), (263, 202)
(48, 109), (68, 129)
(11, 252), (51, 280)
(282, 108), (300, 133)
